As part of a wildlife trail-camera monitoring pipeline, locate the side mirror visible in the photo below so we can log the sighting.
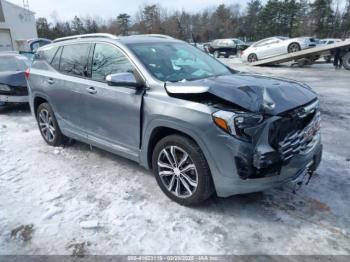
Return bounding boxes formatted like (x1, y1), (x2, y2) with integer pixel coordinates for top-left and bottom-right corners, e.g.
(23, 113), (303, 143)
(106, 72), (144, 89)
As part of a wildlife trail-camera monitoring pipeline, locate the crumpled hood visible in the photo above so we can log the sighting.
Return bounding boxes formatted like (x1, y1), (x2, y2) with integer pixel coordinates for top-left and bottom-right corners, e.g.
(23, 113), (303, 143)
(0, 71), (27, 87)
(165, 73), (317, 115)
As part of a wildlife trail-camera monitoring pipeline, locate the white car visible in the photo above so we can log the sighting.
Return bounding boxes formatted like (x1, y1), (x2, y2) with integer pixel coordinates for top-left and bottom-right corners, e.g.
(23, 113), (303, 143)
(241, 36), (317, 63)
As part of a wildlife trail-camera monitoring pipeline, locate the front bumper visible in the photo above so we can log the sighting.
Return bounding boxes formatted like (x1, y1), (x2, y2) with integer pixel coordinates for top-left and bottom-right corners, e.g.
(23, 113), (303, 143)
(0, 95), (29, 103)
(212, 136), (322, 197)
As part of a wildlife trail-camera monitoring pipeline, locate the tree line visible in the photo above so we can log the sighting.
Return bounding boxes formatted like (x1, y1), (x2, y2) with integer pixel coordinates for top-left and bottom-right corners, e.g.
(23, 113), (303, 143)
(37, 0), (350, 42)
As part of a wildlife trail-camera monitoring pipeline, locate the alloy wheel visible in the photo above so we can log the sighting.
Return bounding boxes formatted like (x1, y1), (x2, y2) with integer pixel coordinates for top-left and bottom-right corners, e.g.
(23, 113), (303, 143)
(38, 109), (56, 142)
(248, 54), (257, 63)
(157, 146), (198, 198)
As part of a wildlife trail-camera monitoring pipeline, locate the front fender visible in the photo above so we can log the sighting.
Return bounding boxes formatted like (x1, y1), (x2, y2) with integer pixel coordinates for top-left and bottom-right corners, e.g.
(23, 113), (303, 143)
(140, 118), (220, 177)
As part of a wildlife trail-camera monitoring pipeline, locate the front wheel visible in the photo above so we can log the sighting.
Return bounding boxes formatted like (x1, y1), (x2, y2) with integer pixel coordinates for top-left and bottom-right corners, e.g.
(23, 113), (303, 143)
(247, 53), (258, 63)
(36, 102), (65, 146)
(152, 135), (214, 206)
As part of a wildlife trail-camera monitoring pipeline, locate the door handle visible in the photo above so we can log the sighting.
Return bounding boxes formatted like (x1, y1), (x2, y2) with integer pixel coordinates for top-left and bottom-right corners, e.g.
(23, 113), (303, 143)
(86, 86), (97, 94)
(47, 78), (54, 85)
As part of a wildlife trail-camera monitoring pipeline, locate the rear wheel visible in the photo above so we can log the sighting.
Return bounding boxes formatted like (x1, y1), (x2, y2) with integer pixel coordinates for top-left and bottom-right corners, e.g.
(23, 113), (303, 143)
(288, 43), (301, 53)
(36, 103), (65, 146)
(152, 135), (214, 206)
(247, 53), (258, 63)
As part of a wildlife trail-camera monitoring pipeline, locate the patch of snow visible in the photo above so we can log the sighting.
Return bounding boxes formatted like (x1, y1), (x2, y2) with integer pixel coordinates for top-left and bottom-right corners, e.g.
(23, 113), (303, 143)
(79, 220), (103, 229)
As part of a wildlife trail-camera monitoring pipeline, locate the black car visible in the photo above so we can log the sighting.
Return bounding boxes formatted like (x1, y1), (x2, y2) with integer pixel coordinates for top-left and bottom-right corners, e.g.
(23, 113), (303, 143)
(0, 52), (31, 105)
(208, 38), (249, 58)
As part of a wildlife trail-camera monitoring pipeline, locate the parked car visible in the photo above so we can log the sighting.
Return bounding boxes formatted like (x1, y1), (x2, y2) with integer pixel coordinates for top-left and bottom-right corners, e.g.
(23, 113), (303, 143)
(208, 38), (249, 58)
(19, 38), (53, 61)
(241, 36), (317, 63)
(319, 38), (342, 45)
(0, 52), (31, 105)
(192, 42), (210, 53)
(27, 34), (322, 205)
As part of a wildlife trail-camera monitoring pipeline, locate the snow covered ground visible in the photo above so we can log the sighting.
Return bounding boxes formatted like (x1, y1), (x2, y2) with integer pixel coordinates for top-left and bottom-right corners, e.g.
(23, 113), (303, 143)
(0, 60), (350, 255)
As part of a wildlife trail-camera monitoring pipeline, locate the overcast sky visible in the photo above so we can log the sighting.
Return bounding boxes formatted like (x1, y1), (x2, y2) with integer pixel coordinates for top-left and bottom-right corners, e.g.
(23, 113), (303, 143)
(7, 0), (252, 21)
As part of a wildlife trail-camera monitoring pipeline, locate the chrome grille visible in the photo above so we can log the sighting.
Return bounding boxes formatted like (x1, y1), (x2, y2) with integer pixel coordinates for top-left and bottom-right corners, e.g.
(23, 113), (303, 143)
(278, 112), (320, 161)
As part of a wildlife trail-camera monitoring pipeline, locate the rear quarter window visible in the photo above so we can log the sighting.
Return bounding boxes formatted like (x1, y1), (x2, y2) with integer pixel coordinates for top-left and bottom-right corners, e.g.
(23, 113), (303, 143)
(36, 45), (59, 63)
(51, 47), (63, 70)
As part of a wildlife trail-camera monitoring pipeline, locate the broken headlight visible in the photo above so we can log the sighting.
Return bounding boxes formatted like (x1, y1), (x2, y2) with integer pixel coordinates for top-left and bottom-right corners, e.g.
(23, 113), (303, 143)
(212, 110), (263, 141)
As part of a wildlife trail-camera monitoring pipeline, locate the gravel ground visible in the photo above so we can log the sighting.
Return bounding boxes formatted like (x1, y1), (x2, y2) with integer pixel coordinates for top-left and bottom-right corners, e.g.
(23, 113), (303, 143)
(0, 60), (349, 255)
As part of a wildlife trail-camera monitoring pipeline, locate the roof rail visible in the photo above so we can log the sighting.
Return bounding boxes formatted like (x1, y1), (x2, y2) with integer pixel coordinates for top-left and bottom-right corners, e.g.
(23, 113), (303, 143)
(129, 34), (174, 39)
(53, 33), (119, 43)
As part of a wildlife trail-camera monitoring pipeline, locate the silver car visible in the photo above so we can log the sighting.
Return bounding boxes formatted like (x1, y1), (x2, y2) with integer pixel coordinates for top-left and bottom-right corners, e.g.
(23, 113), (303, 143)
(26, 34), (322, 205)
(241, 36), (317, 63)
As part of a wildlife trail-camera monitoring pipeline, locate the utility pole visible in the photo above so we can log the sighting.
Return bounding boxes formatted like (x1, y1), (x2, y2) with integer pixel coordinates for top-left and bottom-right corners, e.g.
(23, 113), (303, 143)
(22, 0), (30, 21)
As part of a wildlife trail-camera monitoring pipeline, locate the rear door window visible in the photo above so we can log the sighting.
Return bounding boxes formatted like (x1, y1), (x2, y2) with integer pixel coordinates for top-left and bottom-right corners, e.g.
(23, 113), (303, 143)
(59, 43), (91, 77)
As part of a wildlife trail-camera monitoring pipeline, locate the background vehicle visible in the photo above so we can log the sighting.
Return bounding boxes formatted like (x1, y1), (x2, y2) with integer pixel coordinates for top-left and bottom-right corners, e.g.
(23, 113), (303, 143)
(319, 39), (342, 62)
(242, 36), (317, 63)
(19, 38), (53, 61)
(208, 38), (249, 58)
(27, 34), (322, 205)
(0, 52), (31, 106)
(319, 38), (342, 45)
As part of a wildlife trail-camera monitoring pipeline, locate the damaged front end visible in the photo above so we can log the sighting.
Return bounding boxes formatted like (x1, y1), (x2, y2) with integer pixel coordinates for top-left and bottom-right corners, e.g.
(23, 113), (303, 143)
(211, 100), (321, 180)
(248, 99), (321, 180)
(165, 73), (322, 182)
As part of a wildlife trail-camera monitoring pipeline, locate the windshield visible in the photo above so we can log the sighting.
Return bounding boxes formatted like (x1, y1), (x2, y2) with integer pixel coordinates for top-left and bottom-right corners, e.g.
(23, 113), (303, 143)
(276, 36), (289, 40)
(0, 56), (30, 72)
(234, 39), (245, 45)
(128, 42), (232, 82)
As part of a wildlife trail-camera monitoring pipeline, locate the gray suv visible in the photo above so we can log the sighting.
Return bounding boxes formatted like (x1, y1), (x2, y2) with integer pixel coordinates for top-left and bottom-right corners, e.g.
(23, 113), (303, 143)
(27, 34), (322, 205)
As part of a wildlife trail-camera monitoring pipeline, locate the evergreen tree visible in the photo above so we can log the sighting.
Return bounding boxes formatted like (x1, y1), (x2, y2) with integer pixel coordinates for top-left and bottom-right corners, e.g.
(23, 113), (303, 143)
(71, 16), (86, 35)
(141, 5), (162, 33)
(341, 0), (350, 37)
(211, 4), (232, 38)
(258, 0), (285, 37)
(244, 0), (263, 40)
(309, 0), (335, 38)
(36, 18), (52, 39)
(117, 13), (131, 36)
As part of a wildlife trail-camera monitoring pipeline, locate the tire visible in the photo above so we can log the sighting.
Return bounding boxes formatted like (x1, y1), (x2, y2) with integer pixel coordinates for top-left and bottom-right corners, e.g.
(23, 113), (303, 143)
(324, 55), (332, 63)
(36, 102), (65, 146)
(288, 43), (301, 53)
(152, 134), (214, 206)
(247, 53), (258, 63)
(214, 51), (220, 58)
(342, 52), (350, 70)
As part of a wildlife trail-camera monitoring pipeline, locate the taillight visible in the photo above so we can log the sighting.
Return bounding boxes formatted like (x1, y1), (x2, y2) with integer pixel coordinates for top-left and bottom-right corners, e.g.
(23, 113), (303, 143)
(25, 68), (30, 80)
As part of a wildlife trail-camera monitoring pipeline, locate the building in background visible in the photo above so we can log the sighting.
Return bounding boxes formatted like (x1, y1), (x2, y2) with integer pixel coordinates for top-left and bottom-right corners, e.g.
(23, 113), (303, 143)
(0, 0), (37, 52)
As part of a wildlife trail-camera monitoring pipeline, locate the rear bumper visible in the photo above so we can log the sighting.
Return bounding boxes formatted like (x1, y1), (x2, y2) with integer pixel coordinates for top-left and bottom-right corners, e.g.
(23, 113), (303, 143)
(0, 95), (29, 103)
